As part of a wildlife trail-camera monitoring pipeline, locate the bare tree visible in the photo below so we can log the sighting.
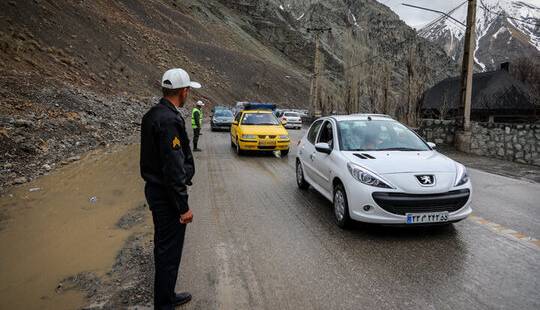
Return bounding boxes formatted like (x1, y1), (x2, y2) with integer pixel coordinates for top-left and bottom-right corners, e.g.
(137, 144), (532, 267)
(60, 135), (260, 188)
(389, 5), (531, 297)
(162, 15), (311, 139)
(510, 57), (540, 107)
(342, 24), (371, 114)
(404, 44), (428, 127)
(439, 88), (449, 120)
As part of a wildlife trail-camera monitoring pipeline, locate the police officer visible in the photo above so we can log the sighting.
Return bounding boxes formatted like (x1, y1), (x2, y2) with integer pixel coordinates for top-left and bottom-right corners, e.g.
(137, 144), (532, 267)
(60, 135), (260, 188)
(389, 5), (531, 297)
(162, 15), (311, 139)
(140, 68), (201, 310)
(191, 100), (204, 152)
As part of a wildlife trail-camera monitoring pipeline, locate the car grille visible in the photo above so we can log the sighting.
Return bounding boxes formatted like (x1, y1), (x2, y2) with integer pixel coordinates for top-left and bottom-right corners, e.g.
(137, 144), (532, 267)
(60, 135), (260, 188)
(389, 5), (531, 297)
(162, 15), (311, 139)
(258, 135), (276, 139)
(372, 189), (470, 215)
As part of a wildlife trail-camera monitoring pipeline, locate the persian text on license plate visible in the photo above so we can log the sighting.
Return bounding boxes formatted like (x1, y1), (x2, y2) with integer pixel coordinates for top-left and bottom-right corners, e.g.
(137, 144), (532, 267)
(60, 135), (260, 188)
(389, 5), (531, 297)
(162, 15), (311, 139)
(406, 212), (449, 224)
(259, 140), (276, 146)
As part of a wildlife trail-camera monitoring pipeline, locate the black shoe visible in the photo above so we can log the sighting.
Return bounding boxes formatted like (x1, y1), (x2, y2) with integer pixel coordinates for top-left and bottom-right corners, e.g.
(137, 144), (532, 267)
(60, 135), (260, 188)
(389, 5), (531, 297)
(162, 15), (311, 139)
(193, 148), (202, 152)
(174, 292), (192, 306)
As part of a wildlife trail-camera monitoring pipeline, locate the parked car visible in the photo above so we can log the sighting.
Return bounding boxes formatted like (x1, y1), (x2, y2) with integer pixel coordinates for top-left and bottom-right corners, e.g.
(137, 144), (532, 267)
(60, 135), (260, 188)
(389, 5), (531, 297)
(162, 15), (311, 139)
(295, 114), (472, 228)
(231, 107), (290, 156)
(211, 109), (234, 131)
(280, 111), (302, 129)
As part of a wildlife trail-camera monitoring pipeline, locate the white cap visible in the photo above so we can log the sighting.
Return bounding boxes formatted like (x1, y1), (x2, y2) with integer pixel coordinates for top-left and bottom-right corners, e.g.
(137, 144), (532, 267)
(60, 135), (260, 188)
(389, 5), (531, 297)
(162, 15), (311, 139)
(196, 100), (205, 106)
(161, 68), (201, 89)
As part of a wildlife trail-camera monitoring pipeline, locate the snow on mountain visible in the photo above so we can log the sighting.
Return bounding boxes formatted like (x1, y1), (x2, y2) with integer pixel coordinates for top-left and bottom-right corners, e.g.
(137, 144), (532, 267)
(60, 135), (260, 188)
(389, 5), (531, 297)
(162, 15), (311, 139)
(418, 0), (540, 71)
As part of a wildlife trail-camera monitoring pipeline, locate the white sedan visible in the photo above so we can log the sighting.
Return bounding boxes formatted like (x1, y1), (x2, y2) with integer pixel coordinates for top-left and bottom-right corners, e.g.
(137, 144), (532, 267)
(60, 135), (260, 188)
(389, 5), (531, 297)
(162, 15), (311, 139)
(295, 114), (472, 228)
(281, 111), (302, 129)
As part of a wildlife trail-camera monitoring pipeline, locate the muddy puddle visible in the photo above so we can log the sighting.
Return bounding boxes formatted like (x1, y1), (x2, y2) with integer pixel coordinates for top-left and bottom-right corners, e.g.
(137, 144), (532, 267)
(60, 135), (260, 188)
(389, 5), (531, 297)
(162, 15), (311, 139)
(0, 144), (150, 309)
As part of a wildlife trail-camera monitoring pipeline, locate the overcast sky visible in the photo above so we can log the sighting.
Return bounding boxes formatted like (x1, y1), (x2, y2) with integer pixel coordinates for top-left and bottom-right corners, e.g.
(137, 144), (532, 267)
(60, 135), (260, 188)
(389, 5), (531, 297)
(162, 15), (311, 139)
(377, 0), (466, 29)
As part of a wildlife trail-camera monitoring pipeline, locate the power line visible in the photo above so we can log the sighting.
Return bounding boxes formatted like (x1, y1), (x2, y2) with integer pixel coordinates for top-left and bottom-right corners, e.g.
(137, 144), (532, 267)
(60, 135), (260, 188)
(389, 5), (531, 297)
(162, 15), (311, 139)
(402, 3), (466, 26)
(478, 1), (540, 27)
(342, 34), (417, 72)
(342, 1), (469, 72)
(420, 0), (468, 32)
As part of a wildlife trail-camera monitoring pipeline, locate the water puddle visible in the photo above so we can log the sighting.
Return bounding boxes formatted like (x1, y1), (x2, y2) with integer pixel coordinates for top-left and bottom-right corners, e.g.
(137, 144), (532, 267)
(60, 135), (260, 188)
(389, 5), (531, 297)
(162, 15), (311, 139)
(0, 144), (147, 309)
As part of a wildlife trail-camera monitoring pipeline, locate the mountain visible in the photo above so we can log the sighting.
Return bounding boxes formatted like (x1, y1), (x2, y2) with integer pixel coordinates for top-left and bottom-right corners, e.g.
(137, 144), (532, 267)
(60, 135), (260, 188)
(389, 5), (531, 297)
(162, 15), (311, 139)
(418, 0), (540, 71)
(219, 0), (458, 115)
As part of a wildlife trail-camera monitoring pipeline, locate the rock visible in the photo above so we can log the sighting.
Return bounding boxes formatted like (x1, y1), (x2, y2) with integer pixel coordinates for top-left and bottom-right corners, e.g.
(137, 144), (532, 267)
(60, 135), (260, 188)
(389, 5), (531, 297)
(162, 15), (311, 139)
(42, 164), (52, 171)
(67, 156), (80, 162)
(13, 119), (33, 128)
(13, 177), (27, 184)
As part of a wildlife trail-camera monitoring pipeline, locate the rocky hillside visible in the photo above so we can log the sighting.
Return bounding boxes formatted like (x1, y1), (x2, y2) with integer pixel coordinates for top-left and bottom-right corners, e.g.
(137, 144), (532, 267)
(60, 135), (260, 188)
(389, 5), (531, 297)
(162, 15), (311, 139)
(0, 0), (312, 190)
(419, 0), (540, 71)
(219, 0), (458, 112)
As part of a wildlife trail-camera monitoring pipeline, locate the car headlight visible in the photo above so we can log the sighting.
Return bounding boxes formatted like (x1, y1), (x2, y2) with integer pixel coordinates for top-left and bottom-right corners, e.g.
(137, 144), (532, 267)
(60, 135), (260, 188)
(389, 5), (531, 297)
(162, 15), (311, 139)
(454, 163), (469, 186)
(241, 134), (257, 139)
(279, 135), (289, 140)
(347, 162), (392, 188)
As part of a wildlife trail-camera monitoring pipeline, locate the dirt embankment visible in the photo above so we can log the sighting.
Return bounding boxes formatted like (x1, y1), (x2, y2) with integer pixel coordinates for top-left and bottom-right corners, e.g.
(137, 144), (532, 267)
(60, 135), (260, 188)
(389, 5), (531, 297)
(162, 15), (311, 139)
(0, 0), (311, 190)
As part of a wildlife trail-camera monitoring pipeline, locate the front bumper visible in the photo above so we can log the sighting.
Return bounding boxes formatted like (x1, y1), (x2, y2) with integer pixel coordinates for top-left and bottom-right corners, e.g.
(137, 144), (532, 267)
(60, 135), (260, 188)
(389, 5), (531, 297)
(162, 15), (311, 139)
(211, 122), (232, 129)
(238, 139), (290, 151)
(346, 183), (473, 224)
(284, 121), (302, 128)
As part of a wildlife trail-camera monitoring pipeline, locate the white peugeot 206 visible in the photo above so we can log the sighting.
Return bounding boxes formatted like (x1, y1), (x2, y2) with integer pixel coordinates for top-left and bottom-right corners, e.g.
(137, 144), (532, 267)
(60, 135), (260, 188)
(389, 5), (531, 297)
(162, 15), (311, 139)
(296, 114), (472, 228)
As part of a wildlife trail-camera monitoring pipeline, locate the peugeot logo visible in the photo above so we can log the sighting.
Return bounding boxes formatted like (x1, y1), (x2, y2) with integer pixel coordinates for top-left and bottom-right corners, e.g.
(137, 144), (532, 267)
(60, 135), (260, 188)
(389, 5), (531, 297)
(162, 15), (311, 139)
(416, 175), (435, 186)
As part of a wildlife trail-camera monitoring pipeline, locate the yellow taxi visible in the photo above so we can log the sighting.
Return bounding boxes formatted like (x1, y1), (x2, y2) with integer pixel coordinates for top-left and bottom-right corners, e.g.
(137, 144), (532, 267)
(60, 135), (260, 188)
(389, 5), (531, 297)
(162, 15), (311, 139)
(230, 109), (290, 156)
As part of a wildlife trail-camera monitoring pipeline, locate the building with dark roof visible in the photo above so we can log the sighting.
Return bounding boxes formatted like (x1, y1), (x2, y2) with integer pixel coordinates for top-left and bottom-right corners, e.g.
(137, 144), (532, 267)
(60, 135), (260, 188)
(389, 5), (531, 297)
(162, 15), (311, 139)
(420, 63), (538, 122)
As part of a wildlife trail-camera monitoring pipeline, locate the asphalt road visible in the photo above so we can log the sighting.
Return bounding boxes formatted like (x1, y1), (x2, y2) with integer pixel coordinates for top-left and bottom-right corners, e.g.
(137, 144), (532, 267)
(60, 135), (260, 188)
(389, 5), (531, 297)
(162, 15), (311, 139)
(178, 127), (540, 310)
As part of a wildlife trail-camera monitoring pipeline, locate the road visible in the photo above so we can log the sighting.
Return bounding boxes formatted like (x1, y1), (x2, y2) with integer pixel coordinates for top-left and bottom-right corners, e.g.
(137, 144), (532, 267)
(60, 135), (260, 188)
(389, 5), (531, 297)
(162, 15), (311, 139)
(178, 126), (540, 310)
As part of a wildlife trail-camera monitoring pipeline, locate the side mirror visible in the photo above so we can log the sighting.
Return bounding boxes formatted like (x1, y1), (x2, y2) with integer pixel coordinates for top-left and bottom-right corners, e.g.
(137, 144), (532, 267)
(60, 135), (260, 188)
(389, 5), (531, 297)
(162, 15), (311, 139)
(232, 121), (239, 126)
(315, 142), (332, 154)
(427, 142), (436, 149)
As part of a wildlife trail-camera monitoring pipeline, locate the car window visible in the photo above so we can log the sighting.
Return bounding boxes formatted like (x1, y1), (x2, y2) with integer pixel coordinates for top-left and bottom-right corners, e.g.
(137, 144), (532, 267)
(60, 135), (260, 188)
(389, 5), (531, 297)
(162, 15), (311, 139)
(338, 120), (430, 151)
(317, 121), (334, 149)
(307, 120), (323, 144)
(241, 113), (280, 125)
(234, 112), (242, 123)
(284, 112), (299, 117)
(215, 110), (233, 117)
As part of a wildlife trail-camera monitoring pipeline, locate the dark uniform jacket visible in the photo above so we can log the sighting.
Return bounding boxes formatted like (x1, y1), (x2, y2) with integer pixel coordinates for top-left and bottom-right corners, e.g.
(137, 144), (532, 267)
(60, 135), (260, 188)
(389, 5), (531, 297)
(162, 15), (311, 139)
(140, 98), (195, 214)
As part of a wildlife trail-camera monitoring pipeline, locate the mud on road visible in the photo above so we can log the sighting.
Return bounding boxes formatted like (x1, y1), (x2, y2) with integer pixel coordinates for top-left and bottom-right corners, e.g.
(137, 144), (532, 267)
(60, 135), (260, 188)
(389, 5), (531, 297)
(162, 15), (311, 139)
(0, 144), (155, 309)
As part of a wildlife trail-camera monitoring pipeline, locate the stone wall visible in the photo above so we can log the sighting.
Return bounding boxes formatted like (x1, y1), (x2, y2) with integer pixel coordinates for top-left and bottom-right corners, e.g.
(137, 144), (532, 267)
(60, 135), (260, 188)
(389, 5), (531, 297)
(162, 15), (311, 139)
(416, 119), (456, 145)
(469, 122), (540, 166)
(417, 119), (540, 166)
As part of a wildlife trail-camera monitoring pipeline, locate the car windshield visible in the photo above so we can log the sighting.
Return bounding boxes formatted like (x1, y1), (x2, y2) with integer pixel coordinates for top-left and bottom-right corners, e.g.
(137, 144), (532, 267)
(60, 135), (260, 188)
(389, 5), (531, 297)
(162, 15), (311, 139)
(214, 110), (233, 117)
(242, 113), (280, 125)
(338, 120), (430, 151)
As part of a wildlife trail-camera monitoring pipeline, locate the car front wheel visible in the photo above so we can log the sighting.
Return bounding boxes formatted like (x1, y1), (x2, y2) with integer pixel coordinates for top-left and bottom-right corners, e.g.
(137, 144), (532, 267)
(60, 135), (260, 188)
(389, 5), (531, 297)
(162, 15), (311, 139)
(333, 183), (351, 228)
(296, 160), (309, 189)
(236, 139), (244, 155)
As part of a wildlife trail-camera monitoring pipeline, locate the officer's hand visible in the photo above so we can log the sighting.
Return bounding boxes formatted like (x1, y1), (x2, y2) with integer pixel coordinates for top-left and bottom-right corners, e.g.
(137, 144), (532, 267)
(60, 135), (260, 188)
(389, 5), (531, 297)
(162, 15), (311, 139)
(180, 209), (193, 224)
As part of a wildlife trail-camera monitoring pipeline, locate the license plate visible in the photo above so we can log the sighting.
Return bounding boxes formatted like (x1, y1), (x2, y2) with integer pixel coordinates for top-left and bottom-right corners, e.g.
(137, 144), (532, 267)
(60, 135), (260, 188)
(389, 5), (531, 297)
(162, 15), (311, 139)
(406, 212), (448, 224)
(259, 140), (276, 146)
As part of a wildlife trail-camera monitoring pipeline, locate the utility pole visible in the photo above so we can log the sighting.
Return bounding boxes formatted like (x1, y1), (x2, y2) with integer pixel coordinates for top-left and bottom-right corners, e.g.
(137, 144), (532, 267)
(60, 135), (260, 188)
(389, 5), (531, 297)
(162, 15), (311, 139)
(459, 0), (477, 133)
(307, 27), (331, 118)
(401, 1), (476, 151)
